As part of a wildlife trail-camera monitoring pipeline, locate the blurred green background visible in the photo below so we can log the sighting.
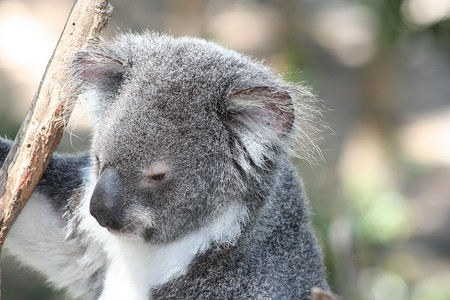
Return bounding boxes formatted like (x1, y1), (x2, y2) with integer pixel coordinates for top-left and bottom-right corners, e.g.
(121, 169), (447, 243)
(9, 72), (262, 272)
(0, 0), (449, 299)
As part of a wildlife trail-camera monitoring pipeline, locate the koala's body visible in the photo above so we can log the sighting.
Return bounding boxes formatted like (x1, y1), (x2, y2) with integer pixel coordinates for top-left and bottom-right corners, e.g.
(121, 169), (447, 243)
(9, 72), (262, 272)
(0, 32), (328, 299)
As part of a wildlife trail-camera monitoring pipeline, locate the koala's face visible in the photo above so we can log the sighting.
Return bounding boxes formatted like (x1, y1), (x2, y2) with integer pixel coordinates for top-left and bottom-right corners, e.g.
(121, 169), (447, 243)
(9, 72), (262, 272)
(88, 75), (241, 243)
(73, 32), (305, 243)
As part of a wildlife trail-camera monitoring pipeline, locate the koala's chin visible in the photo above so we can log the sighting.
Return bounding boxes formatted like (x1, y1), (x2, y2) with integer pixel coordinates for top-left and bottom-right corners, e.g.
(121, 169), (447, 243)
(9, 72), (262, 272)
(92, 213), (143, 240)
(94, 214), (157, 243)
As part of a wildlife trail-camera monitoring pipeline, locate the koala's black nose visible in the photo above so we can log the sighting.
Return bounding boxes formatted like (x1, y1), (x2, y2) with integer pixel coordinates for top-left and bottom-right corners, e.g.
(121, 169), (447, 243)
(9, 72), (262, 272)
(90, 168), (126, 231)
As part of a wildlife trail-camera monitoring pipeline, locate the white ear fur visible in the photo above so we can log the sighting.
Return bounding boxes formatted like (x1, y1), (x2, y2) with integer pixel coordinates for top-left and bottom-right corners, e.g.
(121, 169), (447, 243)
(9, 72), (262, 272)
(228, 87), (294, 141)
(72, 51), (125, 90)
(72, 51), (126, 124)
(227, 86), (295, 167)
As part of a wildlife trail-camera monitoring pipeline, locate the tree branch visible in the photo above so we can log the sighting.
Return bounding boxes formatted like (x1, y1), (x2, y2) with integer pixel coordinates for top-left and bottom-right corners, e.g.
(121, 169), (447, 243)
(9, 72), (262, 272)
(312, 287), (341, 300)
(0, 0), (113, 296)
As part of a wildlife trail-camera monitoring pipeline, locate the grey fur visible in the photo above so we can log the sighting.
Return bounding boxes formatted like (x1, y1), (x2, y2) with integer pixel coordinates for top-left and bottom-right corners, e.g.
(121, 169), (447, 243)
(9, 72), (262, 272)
(1, 31), (328, 299)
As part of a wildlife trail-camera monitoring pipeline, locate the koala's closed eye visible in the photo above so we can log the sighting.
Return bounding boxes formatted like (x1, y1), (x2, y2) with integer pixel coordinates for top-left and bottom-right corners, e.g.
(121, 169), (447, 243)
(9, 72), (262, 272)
(148, 173), (166, 183)
(144, 162), (172, 187)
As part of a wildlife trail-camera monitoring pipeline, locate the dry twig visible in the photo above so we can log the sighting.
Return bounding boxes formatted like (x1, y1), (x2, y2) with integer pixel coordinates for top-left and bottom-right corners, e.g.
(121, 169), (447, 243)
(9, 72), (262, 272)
(0, 0), (113, 297)
(312, 287), (341, 300)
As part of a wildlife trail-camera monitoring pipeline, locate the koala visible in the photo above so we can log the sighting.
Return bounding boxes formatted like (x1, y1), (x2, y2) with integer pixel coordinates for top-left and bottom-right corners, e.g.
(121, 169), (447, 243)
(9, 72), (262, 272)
(0, 32), (328, 299)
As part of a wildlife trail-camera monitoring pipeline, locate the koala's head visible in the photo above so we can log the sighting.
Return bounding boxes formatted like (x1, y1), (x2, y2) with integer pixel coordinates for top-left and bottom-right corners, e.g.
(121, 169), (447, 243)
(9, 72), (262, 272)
(72, 32), (320, 243)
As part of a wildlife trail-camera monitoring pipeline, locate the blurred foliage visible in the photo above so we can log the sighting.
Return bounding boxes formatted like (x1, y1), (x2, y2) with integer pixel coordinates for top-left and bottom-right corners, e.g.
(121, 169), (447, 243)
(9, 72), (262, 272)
(298, 1), (450, 300)
(363, 0), (409, 45)
(0, 69), (20, 139)
(359, 0), (450, 49)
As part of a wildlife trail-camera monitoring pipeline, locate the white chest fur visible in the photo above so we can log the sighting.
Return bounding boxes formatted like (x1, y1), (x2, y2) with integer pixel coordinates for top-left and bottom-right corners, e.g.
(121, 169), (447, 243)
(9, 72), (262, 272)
(98, 231), (210, 300)
(90, 203), (248, 300)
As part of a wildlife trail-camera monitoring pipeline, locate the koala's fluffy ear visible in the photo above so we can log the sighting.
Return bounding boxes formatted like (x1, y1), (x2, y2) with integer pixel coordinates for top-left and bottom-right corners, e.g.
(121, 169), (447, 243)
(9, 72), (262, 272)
(227, 86), (294, 141)
(226, 86), (295, 167)
(72, 51), (125, 100)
